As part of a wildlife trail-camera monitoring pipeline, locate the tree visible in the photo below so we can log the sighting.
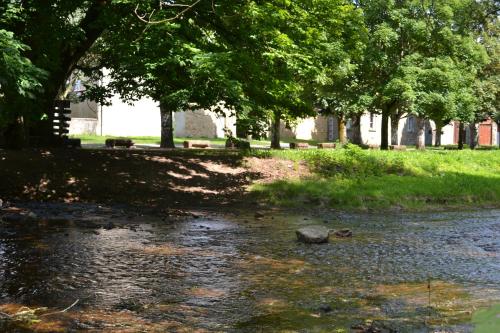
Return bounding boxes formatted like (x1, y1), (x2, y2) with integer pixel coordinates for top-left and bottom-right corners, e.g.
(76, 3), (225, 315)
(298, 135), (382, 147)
(311, 1), (367, 145)
(358, 0), (490, 149)
(84, 10), (243, 148)
(0, 29), (45, 147)
(218, 1), (319, 149)
(0, 0), (212, 146)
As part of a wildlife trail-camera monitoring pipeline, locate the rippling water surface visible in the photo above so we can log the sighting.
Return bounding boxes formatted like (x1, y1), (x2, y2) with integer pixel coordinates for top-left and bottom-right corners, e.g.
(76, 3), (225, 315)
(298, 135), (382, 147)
(0, 208), (499, 332)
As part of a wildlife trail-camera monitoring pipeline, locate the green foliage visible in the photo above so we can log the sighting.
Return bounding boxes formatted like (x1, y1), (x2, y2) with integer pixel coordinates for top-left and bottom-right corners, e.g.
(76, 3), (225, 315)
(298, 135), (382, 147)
(0, 29), (45, 124)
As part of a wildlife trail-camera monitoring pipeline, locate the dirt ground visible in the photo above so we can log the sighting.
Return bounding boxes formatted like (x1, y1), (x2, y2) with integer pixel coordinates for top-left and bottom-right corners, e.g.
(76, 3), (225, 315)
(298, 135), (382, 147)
(0, 148), (309, 211)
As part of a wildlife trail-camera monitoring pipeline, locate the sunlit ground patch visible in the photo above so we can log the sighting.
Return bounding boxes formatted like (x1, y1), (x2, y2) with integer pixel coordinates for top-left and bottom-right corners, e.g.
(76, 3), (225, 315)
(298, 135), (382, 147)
(187, 287), (226, 298)
(0, 303), (212, 333)
(238, 255), (308, 272)
(131, 243), (221, 258)
(361, 281), (494, 326)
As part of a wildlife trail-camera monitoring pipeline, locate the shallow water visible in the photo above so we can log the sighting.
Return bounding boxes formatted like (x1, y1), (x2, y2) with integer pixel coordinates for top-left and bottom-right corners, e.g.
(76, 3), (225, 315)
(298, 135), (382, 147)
(0, 208), (499, 332)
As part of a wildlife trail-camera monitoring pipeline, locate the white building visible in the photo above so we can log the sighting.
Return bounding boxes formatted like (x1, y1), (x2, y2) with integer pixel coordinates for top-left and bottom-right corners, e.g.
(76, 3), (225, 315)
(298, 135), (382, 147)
(68, 96), (236, 139)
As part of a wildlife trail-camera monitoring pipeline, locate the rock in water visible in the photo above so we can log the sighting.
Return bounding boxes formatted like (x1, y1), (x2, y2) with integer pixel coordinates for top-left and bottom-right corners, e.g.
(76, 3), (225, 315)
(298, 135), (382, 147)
(334, 229), (353, 238)
(254, 212), (265, 219)
(319, 304), (333, 313)
(296, 226), (330, 244)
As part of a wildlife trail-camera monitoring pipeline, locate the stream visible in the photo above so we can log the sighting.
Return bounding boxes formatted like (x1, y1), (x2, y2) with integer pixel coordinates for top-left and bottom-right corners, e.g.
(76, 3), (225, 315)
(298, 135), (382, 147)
(0, 205), (499, 332)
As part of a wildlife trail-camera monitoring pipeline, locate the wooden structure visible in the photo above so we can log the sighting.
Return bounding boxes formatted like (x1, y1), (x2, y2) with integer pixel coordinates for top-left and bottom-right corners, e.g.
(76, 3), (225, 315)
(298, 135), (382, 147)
(289, 142), (309, 150)
(52, 100), (71, 138)
(183, 140), (210, 149)
(29, 100), (74, 147)
(389, 145), (407, 151)
(317, 142), (336, 149)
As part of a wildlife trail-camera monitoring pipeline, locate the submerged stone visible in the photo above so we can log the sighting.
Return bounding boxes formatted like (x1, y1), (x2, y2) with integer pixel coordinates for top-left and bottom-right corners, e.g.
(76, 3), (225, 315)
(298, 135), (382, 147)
(334, 229), (353, 238)
(319, 304), (333, 313)
(296, 226), (330, 244)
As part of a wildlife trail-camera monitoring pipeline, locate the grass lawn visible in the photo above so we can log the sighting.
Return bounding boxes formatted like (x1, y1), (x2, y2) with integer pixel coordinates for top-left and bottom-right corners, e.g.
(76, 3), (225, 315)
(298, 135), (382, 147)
(249, 146), (500, 211)
(71, 134), (317, 147)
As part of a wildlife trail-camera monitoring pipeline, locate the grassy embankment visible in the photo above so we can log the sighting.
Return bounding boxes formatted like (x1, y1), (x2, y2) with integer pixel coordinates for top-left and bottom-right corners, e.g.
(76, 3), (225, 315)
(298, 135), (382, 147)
(71, 135), (317, 147)
(250, 145), (500, 211)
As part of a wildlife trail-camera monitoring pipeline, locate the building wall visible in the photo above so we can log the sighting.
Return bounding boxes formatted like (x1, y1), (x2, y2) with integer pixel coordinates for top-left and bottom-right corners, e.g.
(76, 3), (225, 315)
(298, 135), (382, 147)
(69, 100), (99, 136)
(69, 118), (98, 135)
(280, 115), (330, 141)
(175, 109), (235, 138)
(68, 95), (235, 139)
(279, 112), (457, 146)
(99, 96), (161, 137)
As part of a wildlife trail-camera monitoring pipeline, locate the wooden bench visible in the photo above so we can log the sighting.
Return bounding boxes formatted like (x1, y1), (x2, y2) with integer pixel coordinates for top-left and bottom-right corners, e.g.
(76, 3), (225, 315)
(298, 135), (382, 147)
(317, 142), (336, 149)
(105, 139), (134, 148)
(183, 140), (211, 149)
(389, 145), (407, 151)
(289, 142), (309, 150)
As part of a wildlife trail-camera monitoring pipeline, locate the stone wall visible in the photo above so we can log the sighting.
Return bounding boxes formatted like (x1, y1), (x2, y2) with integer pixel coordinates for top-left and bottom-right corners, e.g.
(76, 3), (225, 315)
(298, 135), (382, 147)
(69, 118), (98, 135)
(280, 115), (329, 141)
(174, 109), (236, 139)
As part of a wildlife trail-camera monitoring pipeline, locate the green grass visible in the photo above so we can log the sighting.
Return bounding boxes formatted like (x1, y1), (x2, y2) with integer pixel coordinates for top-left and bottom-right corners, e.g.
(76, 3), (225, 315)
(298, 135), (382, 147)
(250, 145), (500, 211)
(473, 304), (500, 333)
(72, 134), (226, 145)
(71, 134), (318, 147)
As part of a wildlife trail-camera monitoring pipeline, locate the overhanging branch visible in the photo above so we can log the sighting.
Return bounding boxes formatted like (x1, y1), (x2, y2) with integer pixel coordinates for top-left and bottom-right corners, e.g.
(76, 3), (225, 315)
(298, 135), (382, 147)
(134, 0), (202, 24)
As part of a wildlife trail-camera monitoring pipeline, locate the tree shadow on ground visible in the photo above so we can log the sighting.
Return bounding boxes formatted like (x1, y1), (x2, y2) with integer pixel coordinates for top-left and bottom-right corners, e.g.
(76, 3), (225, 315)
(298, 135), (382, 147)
(0, 148), (262, 210)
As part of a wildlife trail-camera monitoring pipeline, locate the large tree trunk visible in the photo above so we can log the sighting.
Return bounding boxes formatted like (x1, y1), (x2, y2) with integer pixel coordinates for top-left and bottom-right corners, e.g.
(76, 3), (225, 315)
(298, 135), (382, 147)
(469, 123), (478, 149)
(338, 115), (347, 144)
(159, 101), (175, 149)
(434, 122), (443, 147)
(350, 114), (362, 145)
(458, 122), (465, 150)
(416, 117), (426, 150)
(3, 116), (27, 149)
(381, 112), (389, 150)
(270, 110), (281, 149)
(390, 114), (400, 146)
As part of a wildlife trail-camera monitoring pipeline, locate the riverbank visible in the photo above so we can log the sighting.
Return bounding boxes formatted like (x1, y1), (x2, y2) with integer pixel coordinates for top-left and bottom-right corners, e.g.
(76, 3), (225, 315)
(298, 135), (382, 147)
(250, 145), (500, 211)
(0, 147), (499, 212)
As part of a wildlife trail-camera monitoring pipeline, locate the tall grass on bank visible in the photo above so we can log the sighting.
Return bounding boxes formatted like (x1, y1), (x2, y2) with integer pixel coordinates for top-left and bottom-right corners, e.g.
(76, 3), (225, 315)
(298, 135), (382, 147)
(250, 145), (500, 210)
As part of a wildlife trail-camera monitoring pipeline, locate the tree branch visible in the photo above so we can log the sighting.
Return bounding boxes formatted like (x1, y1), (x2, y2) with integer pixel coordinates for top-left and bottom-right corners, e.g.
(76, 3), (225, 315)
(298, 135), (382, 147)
(134, 0), (202, 25)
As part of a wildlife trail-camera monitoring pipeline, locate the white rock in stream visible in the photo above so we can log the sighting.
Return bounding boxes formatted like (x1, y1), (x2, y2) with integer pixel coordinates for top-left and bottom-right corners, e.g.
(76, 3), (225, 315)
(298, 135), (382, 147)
(296, 226), (331, 244)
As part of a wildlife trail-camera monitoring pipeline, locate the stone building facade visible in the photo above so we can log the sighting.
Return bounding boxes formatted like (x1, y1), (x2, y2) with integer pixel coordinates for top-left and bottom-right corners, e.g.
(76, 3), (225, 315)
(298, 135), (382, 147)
(280, 113), (459, 146)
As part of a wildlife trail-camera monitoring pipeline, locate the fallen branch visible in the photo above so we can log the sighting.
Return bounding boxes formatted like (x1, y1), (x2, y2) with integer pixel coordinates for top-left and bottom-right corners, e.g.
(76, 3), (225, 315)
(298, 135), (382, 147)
(0, 311), (12, 318)
(40, 299), (79, 317)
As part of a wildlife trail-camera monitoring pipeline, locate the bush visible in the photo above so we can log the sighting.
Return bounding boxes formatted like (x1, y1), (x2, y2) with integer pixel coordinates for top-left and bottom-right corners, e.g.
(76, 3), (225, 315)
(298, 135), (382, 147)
(305, 145), (410, 178)
(225, 137), (251, 149)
